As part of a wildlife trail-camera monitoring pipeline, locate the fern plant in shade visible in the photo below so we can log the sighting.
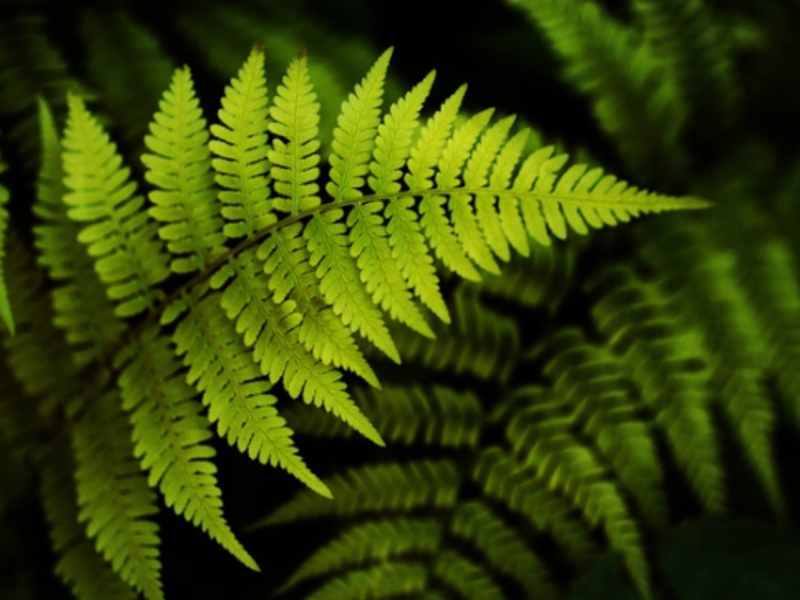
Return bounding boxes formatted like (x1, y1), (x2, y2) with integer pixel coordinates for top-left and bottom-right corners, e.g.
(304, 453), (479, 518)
(0, 24), (711, 598)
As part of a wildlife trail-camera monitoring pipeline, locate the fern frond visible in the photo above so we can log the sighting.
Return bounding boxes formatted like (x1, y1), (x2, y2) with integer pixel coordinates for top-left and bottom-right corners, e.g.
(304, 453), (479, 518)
(71, 392), (163, 600)
(268, 54), (322, 215)
(306, 562), (428, 600)
(304, 211), (400, 363)
(472, 447), (599, 570)
(257, 222), (379, 387)
(506, 0), (687, 182)
(285, 383), (483, 447)
(409, 85), (480, 282)
(631, 0), (740, 136)
(433, 550), (504, 600)
(368, 284), (521, 384)
(348, 71), (438, 337)
(253, 459), (461, 527)
(589, 265), (725, 514)
(34, 97), (126, 367)
(2, 232), (78, 420)
(279, 517), (443, 593)
(115, 325), (258, 571)
(172, 291), (330, 498)
(142, 66), (225, 274)
(0, 144), (13, 334)
(451, 500), (560, 600)
(505, 386), (651, 599)
(538, 327), (668, 527)
(212, 248), (382, 445)
(639, 215), (785, 516)
(327, 48), (392, 203)
(40, 437), (136, 600)
(62, 93), (170, 317)
(209, 43), (275, 238)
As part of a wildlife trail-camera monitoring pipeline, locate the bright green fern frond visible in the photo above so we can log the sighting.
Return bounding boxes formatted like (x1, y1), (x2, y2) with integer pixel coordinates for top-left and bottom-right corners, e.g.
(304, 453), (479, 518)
(304, 210), (400, 362)
(451, 500), (560, 600)
(377, 71), (450, 322)
(115, 324), (258, 571)
(253, 459), (461, 527)
(34, 97), (126, 367)
(440, 108), (500, 274)
(71, 392), (163, 600)
(0, 143), (13, 335)
(62, 93), (170, 317)
(347, 71), (439, 338)
(172, 291), (330, 498)
(209, 43), (275, 238)
(257, 222), (379, 387)
(269, 54), (322, 215)
(408, 85), (479, 282)
(327, 48), (392, 203)
(142, 66), (225, 274)
(279, 517), (443, 593)
(212, 248), (383, 445)
(40, 437), (136, 600)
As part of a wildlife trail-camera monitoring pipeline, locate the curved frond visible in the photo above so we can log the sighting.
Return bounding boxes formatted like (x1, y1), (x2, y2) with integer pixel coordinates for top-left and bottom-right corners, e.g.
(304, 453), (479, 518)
(209, 43), (275, 238)
(34, 97), (126, 367)
(71, 393), (163, 600)
(62, 93), (170, 317)
(40, 437), (136, 600)
(284, 383), (483, 447)
(253, 459), (461, 527)
(172, 291), (330, 497)
(142, 66), (225, 274)
(588, 265), (724, 514)
(307, 562), (428, 600)
(472, 447), (599, 569)
(505, 386), (652, 599)
(433, 550), (504, 600)
(537, 327), (668, 527)
(506, 0), (688, 182)
(279, 517), (443, 593)
(451, 501), (560, 600)
(115, 325), (258, 571)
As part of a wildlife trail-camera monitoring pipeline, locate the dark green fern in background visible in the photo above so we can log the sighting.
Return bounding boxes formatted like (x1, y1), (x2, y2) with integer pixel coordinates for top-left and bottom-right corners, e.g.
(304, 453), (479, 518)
(1, 1), (799, 599)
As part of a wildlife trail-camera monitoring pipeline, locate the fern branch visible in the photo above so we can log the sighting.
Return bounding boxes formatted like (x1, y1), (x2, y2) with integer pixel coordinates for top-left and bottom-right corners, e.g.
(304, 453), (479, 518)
(209, 43), (275, 238)
(172, 290), (331, 497)
(116, 325), (258, 571)
(62, 93), (170, 317)
(142, 66), (226, 274)
(71, 392), (163, 600)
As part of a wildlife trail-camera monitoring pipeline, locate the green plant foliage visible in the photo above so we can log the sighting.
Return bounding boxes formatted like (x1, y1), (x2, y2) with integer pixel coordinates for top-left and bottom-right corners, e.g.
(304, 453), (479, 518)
(1, 0), (797, 599)
(0, 34), (704, 599)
